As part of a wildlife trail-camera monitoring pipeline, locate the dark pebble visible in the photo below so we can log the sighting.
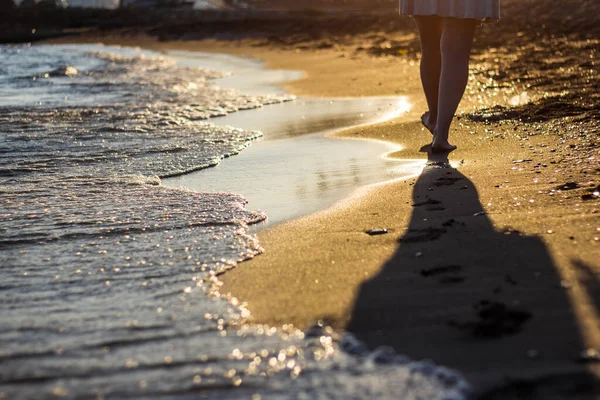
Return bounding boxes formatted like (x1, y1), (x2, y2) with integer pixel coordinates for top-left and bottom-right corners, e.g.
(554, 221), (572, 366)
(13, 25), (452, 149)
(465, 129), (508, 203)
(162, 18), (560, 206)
(556, 182), (580, 191)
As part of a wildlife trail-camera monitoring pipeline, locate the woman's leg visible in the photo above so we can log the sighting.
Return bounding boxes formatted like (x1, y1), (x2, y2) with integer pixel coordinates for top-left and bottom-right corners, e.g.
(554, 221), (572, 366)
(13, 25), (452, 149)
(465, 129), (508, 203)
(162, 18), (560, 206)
(433, 17), (477, 152)
(414, 15), (443, 133)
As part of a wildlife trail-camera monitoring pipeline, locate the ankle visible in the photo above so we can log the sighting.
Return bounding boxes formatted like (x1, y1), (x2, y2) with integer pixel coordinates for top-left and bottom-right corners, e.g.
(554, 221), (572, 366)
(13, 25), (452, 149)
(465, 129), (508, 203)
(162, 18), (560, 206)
(433, 126), (449, 139)
(426, 112), (437, 124)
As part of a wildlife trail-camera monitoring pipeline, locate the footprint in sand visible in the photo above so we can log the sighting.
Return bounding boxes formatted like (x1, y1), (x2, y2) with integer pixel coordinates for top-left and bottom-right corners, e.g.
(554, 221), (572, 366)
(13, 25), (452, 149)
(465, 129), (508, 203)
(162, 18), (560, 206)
(420, 265), (466, 284)
(448, 300), (533, 338)
(398, 227), (447, 243)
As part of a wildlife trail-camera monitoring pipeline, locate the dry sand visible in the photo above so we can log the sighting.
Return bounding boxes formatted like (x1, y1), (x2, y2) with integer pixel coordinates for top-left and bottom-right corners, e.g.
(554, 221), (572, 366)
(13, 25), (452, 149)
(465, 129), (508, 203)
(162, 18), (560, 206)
(45, 9), (600, 396)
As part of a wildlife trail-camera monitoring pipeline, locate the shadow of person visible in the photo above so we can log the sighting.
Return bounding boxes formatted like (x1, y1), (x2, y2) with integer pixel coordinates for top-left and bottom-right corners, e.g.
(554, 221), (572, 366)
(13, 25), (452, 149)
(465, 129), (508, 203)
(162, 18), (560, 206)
(347, 149), (599, 398)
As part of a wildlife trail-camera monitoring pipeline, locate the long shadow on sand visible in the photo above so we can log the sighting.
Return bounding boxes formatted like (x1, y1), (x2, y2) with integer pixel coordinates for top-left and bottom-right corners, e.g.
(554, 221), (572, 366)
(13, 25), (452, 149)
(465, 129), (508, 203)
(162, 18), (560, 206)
(347, 150), (599, 399)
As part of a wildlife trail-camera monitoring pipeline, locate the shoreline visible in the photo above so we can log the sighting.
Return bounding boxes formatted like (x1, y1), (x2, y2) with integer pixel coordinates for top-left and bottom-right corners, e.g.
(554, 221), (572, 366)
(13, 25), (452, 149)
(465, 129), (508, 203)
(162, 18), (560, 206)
(159, 47), (421, 228)
(42, 34), (600, 398)
(164, 95), (421, 227)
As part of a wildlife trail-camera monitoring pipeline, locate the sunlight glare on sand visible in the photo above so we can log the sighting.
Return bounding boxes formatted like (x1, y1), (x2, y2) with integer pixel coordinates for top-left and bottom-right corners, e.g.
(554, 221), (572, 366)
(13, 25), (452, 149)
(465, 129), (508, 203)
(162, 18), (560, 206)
(374, 96), (412, 123)
(509, 91), (530, 106)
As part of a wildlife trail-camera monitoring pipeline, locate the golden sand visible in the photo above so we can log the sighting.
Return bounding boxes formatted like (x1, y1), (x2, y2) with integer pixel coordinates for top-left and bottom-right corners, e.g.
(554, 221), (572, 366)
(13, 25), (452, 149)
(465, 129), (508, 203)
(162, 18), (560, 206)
(46, 34), (600, 396)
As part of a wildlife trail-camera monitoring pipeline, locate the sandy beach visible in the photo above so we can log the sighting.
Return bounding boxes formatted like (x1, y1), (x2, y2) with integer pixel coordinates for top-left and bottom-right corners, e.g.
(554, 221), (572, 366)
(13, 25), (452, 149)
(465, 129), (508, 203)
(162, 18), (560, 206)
(37, 0), (600, 397)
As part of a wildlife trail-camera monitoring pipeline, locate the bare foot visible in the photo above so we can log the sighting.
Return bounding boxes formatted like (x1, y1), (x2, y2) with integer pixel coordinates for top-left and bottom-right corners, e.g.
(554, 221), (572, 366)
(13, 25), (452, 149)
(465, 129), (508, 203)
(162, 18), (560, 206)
(431, 136), (457, 153)
(421, 112), (436, 135)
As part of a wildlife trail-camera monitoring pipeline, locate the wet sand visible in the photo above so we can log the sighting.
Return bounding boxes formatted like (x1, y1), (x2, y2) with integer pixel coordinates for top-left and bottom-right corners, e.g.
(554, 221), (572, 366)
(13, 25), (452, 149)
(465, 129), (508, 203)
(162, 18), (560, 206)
(43, 1), (600, 396)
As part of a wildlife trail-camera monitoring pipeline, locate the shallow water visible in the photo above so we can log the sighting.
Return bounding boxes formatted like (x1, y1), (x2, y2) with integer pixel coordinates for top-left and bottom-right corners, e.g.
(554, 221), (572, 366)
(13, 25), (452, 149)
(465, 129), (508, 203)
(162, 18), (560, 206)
(165, 96), (423, 226)
(0, 44), (469, 399)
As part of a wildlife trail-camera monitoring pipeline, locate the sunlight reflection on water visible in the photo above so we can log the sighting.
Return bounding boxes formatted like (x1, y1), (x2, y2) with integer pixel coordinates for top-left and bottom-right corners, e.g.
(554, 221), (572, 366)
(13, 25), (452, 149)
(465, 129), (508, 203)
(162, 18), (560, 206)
(0, 44), (468, 400)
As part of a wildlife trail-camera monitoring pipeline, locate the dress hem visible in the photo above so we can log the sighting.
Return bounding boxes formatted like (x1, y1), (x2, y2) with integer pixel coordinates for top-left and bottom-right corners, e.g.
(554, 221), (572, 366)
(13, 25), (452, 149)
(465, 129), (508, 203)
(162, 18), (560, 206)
(399, 12), (500, 23)
(399, 0), (500, 22)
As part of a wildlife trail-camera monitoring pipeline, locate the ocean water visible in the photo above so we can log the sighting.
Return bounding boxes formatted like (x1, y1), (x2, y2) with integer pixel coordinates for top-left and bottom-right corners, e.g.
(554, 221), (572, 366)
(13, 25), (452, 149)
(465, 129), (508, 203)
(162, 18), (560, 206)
(0, 44), (470, 399)
(64, 0), (245, 10)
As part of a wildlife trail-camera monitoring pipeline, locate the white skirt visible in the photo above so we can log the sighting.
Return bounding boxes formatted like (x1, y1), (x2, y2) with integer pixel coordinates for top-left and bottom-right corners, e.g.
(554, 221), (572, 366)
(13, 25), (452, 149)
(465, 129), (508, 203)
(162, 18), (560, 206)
(400, 0), (500, 21)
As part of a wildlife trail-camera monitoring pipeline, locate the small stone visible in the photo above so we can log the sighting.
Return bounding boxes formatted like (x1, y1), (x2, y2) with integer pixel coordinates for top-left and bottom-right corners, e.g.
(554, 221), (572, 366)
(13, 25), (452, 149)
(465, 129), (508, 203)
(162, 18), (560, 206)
(366, 228), (388, 236)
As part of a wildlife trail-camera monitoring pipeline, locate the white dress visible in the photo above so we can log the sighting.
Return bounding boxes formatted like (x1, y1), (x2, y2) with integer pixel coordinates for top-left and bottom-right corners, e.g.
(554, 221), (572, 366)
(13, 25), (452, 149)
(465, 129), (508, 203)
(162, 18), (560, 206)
(400, 0), (500, 21)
